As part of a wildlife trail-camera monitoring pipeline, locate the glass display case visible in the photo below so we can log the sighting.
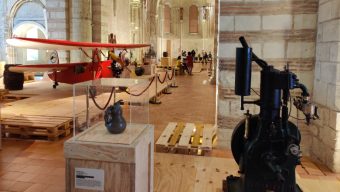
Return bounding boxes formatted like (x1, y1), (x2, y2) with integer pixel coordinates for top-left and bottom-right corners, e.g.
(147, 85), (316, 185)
(66, 78), (153, 192)
(72, 78), (150, 136)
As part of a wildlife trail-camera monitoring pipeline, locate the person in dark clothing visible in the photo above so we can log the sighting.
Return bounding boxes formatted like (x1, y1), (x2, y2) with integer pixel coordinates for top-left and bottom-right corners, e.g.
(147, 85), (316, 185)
(187, 52), (194, 75)
(203, 51), (208, 66)
(191, 49), (196, 58)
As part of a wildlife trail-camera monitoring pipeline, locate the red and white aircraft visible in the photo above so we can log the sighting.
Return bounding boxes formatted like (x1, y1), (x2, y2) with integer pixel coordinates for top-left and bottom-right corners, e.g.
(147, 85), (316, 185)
(6, 37), (150, 88)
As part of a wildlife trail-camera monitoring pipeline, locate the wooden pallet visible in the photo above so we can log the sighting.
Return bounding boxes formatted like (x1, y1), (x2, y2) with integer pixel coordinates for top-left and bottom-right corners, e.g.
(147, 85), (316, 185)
(156, 122), (216, 155)
(1, 93), (35, 102)
(0, 89), (9, 100)
(1, 115), (73, 141)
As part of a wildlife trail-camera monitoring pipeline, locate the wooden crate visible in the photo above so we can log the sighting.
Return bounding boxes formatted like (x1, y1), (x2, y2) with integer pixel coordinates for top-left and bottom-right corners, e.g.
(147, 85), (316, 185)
(156, 122), (216, 155)
(1, 115), (72, 141)
(64, 122), (154, 192)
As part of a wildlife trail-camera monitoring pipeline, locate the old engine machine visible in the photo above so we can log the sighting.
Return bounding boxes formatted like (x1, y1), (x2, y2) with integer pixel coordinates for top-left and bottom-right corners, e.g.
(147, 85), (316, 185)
(223, 37), (319, 192)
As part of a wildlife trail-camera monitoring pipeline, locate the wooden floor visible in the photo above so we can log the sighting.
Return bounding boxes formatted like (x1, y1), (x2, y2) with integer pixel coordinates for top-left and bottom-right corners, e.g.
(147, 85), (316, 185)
(0, 72), (339, 191)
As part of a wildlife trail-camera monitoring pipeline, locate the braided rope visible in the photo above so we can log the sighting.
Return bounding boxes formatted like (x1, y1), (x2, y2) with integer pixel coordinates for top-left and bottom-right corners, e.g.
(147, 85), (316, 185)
(90, 87), (115, 110)
(157, 70), (168, 84)
(100, 50), (106, 58)
(124, 76), (156, 96)
(167, 69), (175, 80)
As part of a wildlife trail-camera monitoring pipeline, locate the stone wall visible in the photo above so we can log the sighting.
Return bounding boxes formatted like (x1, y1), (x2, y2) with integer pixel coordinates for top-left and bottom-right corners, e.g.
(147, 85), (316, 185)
(69, 0), (92, 62)
(217, 0), (318, 154)
(157, 0), (215, 59)
(45, 0), (68, 62)
(0, 1), (6, 61)
(311, 0), (340, 172)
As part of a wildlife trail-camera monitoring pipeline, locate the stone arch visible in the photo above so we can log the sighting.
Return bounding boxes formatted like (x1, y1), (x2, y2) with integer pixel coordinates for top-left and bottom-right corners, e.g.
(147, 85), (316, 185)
(6, 0), (47, 63)
(8, 0), (46, 38)
(12, 21), (47, 64)
(13, 21), (47, 38)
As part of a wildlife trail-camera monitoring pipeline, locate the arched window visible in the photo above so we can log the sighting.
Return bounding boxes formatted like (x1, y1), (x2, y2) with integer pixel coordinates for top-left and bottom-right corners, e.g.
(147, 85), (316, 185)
(163, 5), (171, 34)
(189, 5), (198, 34)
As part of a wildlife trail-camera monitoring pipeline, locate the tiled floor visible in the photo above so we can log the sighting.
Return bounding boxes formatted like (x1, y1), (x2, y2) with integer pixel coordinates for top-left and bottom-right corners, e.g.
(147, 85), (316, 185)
(0, 139), (66, 191)
(0, 71), (339, 191)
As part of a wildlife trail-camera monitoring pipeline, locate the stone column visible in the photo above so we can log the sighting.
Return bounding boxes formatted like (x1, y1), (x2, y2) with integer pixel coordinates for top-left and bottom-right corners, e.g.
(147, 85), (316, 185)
(46, 0), (69, 62)
(209, 0), (218, 85)
(69, 0), (92, 62)
(91, 0), (102, 43)
(311, 0), (340, 172)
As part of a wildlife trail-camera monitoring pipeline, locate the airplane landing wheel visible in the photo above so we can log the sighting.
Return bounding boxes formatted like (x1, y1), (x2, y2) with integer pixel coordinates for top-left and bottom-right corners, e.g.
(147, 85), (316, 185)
(53, 82), (59, 89)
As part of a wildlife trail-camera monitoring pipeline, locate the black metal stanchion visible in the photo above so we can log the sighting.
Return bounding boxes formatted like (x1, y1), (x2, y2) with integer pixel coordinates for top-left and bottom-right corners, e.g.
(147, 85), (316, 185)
(149, 74), (161, 104)
(86, 86), (90, 129)
(162, 69), (172, 94)
(170, 67), (178, 88)
(208, 60), (212, 76)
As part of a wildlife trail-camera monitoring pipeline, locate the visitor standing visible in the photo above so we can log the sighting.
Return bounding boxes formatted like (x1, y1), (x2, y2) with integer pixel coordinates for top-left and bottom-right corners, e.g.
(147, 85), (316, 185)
(187, 52), (193, 75)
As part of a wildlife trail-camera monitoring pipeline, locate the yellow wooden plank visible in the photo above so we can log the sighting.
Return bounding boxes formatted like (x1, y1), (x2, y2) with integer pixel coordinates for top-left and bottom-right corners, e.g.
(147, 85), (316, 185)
(156, 122), (177, 146)
(168, 122), (185, 146)
(191, 123), (204, 148)
(201, 124), (216, 150)
(178, 123), (195, 148)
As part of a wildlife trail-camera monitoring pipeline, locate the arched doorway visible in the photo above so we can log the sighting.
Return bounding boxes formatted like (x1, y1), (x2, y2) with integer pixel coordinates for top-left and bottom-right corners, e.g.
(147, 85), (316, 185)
(12, 22), (47, 64)
(7, 0), (47, 64)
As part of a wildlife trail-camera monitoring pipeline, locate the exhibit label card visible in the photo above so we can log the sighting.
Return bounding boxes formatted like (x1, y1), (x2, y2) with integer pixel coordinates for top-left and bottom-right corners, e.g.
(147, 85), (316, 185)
(75, 168), (104, 191)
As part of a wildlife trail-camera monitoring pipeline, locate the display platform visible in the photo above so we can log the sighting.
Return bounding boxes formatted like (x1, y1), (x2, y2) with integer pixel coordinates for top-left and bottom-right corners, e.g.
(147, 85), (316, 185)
(73, 78), (150, 132)
(0, 73), (175, 142)
(64, 122), (154, 192)
(66, 77), (154, 191)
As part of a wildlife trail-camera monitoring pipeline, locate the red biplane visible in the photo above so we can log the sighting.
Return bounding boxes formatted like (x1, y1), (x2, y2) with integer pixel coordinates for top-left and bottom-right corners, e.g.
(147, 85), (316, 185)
(6, 37), (150, 88)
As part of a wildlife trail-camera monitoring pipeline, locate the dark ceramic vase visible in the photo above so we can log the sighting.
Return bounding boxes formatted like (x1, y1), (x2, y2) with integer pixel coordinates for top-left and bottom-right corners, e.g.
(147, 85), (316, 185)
(104, 100), (126, 134)
(135, 66), (145, 76)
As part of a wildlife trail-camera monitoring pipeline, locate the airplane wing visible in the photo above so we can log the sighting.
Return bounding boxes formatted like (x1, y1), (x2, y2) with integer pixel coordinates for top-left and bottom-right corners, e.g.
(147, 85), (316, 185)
(6, 37), (150, 50)
(8, 63), (90, 73)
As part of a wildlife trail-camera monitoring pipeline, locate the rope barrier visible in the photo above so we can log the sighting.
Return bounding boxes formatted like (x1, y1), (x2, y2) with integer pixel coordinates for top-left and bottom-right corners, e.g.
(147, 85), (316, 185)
(79, 48), (93, 60)
(100, 50), (107, 58)
(157, 70), (168, 84)
(124, 76), (156, 96)
(167, 69), (175, 80)
(90, 87), (115, 110)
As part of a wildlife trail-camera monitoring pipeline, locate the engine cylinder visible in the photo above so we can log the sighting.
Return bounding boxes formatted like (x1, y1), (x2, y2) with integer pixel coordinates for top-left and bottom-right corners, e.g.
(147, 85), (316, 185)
(235, 48), (252, 96)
